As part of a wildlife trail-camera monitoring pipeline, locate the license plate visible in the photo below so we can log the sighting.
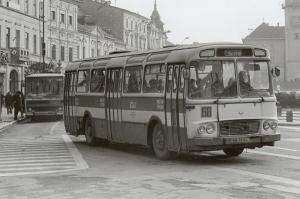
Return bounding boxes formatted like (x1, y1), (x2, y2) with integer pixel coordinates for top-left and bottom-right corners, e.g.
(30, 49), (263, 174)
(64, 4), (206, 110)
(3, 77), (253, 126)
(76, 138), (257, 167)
(225, 137), (252, 144)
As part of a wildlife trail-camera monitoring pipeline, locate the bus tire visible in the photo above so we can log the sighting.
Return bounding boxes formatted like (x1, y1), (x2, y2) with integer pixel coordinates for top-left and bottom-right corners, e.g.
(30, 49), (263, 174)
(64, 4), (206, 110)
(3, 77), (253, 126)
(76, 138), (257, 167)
(152, 123), (175, 160)
(223, 148), (244, 157)
(84, 117), (98, 146)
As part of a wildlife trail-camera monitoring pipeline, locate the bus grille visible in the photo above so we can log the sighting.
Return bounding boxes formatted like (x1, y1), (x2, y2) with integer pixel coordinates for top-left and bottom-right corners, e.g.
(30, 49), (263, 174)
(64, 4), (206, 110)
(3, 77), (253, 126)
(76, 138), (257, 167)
(220, 120), (260, 136)
(31, 107), (58, 112)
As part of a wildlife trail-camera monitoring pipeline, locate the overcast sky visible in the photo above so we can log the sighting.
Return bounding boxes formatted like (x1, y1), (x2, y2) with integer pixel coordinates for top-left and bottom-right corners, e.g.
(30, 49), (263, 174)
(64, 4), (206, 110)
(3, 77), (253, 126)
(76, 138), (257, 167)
(115, 0), (285, 44)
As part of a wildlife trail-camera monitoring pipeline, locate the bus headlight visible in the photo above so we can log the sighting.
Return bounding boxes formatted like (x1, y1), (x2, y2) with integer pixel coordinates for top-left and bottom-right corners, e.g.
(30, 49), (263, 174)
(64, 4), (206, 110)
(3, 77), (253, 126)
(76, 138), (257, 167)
(263, 121), (270, 131)
(270, 121), (278, 130)
(197, 126), (206, 135)
(206, 123), (216, 134)
(28, 108), (32, 112)
(58, 107), (63, 111)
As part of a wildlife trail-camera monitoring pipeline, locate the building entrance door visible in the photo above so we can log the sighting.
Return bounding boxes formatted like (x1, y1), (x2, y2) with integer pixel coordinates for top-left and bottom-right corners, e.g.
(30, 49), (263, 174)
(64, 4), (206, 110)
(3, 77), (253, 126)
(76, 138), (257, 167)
(10, 70), (18, 94)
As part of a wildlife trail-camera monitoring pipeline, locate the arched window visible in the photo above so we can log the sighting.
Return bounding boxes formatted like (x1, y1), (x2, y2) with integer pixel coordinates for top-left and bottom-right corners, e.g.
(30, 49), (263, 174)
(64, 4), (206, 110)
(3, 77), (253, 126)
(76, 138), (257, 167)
(51, 45), (56, 60)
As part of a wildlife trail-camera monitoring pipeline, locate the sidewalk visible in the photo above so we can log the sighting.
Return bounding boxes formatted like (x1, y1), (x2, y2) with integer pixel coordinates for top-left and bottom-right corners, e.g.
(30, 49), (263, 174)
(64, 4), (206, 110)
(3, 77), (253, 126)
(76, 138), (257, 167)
(278, 109), (300, 127)
(0, 108), (22, 131)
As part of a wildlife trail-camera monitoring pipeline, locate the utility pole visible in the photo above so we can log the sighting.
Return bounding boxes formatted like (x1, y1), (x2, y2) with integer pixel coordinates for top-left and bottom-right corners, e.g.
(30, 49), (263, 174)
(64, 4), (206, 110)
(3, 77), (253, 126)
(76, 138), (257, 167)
(42, 0), (46, 66)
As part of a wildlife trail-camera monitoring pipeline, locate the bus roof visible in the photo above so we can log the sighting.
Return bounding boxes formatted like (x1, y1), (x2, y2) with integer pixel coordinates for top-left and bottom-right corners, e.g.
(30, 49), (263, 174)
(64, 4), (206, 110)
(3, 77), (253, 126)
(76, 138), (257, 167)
(66, 42), (268, 71)
(26, 73), (64, 78)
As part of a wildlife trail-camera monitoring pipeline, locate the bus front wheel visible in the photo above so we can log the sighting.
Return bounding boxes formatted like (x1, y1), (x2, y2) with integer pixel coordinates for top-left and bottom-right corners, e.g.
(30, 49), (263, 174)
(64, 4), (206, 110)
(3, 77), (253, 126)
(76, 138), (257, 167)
(152, 123), (175, 160)
(223, 148), (244, 157)
(84, 117), (98, 146)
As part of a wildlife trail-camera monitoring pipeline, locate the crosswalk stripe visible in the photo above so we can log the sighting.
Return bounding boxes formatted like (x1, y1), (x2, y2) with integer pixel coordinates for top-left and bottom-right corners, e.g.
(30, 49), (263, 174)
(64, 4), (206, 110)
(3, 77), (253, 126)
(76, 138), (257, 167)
(0, 123), (88, 177)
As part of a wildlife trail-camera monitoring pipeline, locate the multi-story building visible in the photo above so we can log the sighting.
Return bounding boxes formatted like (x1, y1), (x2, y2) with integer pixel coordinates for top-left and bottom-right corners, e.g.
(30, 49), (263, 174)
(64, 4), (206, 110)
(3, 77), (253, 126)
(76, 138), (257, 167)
(0, 0), (42, 94)
(243, 22), (286, 81)
(283, 0), (300, 81)
(77, 0), (167, 51)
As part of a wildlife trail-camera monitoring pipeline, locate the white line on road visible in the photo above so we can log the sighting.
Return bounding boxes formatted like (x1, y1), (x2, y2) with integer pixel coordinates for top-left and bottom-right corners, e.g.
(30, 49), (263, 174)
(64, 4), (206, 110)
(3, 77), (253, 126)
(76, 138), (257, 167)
(49, 122), (61, 135)
(220, 167), (300, 188)
(248, 150), (300, 161)
(265, 146), (298, 152)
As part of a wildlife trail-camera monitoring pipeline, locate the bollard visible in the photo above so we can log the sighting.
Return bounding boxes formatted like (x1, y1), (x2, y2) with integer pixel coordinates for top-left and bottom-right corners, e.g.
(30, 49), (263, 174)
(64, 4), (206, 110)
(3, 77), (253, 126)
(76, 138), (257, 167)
(286, 110), (293, 122)
(277, 105), (282, 117)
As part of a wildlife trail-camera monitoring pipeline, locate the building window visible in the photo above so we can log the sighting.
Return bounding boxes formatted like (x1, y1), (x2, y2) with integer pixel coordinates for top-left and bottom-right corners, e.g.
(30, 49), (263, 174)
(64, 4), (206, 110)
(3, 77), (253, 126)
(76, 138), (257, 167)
(25, 32), (29, 50)
(16, 30), (20, 48)
(51, 11), (56, 21)
(61, 46), (65, 61)
(126, 18), (128, 28)
(83, 47), (85, 59)
(295, 32), (300, 40)
(69, 16), (73, 25)
(52, 45), (56, 60)
(0, 25), (1, 48)
(69, 47), (73, 62)
(130, 35), (133, 47)
(33, 0), (37, 17)
(91, 48), (94, 57)
(77, 46), (80, 59)
(131, 21), (133, 30)
(33, 35), (37, 54)
(61, 13), (65, 23)
(6, 27), (10, 48)
(25, 0), (29, 14)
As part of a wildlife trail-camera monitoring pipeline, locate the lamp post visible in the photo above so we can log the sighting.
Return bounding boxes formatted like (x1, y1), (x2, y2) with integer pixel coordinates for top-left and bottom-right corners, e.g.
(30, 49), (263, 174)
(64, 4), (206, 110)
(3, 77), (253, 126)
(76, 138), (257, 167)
(181, 37), (189, 44)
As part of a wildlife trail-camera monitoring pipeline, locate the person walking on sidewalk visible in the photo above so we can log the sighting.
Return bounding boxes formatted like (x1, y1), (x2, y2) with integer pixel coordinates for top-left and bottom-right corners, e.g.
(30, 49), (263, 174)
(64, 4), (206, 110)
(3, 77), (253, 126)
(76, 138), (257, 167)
(5, 91), (13, 115)
(13, 91), (24, 120)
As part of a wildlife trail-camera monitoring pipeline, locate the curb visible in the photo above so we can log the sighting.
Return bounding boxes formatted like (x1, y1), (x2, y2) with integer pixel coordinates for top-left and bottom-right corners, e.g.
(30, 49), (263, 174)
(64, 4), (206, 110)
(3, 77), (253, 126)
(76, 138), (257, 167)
(278, 123), (300, 127)
(0, 118), (27, 131)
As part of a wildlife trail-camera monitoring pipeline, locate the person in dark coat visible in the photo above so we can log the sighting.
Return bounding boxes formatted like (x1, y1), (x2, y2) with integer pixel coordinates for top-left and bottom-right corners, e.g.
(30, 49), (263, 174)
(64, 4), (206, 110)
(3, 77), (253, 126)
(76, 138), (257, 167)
(5, 91), (13, 115)
(13, 91), (24, 120)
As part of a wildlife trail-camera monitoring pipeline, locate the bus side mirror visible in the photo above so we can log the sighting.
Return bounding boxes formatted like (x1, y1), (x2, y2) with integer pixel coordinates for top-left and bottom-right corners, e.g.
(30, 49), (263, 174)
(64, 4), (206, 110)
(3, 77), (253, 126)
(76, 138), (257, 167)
(271, 67), (280, 77)
(183, 68), (190, 80)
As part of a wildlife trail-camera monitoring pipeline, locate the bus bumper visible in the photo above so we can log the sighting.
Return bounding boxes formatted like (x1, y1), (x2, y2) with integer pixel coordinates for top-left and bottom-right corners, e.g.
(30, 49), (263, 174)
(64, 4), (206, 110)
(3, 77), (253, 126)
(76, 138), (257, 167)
(187, 134), (281, 152)
(26, 111), (63, 116)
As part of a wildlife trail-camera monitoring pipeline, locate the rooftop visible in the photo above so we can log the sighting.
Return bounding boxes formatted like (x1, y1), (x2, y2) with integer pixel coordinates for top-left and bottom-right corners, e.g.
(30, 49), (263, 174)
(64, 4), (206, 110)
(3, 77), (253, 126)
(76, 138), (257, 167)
(244, 23), (285, 40)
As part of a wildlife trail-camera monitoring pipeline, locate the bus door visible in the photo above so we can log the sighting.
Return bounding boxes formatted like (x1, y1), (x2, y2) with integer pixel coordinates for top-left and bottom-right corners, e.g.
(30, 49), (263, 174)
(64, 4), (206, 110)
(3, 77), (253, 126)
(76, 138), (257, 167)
(69, 71), (78, 135)
(106, 68), (123, 142)
(165, 64), (187, 152)
(64, 72), (71, 132)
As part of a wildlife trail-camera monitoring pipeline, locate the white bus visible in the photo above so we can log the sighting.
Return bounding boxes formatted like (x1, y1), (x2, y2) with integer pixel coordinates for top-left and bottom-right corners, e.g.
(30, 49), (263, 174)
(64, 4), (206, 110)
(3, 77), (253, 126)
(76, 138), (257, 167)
(64, 43), (281, 160)
(25, 73), (64, 120)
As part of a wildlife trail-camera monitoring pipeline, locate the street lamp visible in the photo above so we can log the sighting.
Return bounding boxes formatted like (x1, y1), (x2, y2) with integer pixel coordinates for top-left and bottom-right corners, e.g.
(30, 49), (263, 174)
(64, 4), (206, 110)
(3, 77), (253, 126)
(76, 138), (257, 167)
(181, 37), (189, 44)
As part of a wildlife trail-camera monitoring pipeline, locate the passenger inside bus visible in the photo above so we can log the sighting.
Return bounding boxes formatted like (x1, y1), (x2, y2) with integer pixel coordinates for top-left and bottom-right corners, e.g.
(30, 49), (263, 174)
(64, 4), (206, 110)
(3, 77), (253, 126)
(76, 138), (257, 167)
(239, 70), (253, 95)
(127, 71), (140, 93)
(211, 72), (224, 96)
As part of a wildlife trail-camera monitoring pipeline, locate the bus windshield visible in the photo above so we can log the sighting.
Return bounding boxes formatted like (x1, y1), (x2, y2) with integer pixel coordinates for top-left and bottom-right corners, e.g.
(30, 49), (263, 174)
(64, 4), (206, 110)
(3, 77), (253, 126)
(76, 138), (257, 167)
(189, 60), (237, 98)
(26, 77), (63, 98)
(189, 60), (271, 99)
(237, 60), (271, 97)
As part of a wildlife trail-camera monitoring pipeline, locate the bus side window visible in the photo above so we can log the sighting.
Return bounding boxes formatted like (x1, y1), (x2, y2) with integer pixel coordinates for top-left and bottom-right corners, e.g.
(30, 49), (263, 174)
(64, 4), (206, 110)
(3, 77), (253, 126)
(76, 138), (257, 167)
(90, 69), (106, 93)
(166, 66), (173, 93)
(77, 70), (90, 93)
(124, 66), (142, 93)
(143, 64), (166, 93)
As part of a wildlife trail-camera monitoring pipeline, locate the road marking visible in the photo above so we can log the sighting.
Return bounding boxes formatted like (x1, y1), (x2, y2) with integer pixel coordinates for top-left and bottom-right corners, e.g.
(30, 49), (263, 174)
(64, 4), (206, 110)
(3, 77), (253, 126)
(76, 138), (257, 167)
(279, 126), (300, 131)
(265, 146), (298, 152)
(0, 122), (88, 177)
(220, 167), (300, 187)
(248, 150), (300, 161)
(49, 122), (61, 135)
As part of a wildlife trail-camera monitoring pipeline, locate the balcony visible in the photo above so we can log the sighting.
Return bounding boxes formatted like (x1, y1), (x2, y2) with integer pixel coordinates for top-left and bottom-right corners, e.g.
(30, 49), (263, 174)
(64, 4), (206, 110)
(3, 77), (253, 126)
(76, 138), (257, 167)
(10, 47), (30, 64)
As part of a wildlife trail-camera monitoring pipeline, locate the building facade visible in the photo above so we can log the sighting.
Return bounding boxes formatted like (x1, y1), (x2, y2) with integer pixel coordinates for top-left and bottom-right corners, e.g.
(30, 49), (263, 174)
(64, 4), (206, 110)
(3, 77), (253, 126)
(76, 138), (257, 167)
(0, 0), (42, 95)
(78, 0), (167, 51)
(283, 0), (300, 81)
(243, 23), (286, 81)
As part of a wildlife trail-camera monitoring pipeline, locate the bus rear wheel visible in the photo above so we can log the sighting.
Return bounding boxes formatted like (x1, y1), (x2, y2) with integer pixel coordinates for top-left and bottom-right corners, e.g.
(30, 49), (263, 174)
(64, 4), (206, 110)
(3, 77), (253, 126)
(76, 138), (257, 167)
(152, 123), (175, 160)
(84, 117), (98, 146)
(223, 148), (244, 157)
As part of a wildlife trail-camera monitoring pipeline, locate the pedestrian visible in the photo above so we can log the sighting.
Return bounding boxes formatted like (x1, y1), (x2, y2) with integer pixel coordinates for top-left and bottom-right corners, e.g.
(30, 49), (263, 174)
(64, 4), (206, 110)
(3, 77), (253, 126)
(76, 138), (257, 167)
(5, 91), (13, 115)
(13, 91), (23, 120)
(0, 93), (3, 121)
